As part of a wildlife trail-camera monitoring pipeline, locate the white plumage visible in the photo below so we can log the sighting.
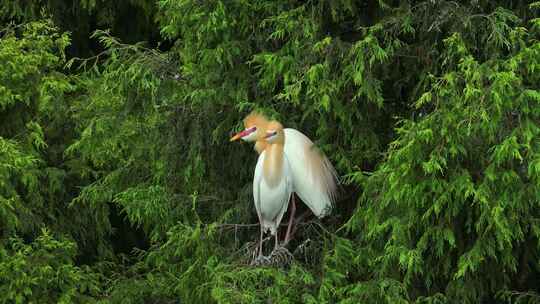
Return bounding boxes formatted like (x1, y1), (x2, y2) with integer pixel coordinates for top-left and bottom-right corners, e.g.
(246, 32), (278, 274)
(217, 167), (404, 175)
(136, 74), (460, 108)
(282, 128), (338, 217)
(253, 148), (292, 235)
(230, 112), (339, 254)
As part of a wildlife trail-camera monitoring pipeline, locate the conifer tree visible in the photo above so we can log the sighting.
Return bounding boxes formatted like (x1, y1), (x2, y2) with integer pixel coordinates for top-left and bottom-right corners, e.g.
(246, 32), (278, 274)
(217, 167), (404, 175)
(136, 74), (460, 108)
(1, 1), (539, 303)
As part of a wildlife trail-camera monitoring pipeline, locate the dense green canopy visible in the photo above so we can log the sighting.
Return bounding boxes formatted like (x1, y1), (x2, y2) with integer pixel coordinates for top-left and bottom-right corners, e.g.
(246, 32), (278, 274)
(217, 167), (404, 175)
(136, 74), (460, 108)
(1, 1), (540, 303)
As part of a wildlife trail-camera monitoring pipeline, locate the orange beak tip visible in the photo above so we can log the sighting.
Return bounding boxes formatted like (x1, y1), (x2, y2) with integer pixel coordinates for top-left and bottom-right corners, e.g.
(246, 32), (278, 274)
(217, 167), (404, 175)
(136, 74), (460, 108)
(230, 134), (241, 142)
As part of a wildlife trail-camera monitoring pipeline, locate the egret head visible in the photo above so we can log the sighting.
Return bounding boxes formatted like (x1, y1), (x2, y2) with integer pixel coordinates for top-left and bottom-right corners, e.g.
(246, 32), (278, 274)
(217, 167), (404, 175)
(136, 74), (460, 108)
(264, 121), (285, 145)
(229, 111), (269, 142)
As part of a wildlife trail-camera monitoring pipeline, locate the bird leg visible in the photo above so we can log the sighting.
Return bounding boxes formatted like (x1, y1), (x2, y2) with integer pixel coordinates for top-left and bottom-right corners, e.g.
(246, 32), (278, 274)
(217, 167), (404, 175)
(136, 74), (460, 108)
(274, 232), (279, 250)
(258, 225), (264, 257)
(283, 194), (297, 245)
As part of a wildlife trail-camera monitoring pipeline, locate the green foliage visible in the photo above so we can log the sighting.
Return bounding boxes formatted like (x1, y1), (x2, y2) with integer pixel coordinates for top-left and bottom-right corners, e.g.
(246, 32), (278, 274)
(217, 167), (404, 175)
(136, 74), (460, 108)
(1, 1), (540, 303)
(345, 7), (540, 303)
(0, 19), (112, 260)
(211, 263), (318, 303)
(0, 20), (72, 238)
(0, 138), (38, 238)
(0, 229), (101, 303)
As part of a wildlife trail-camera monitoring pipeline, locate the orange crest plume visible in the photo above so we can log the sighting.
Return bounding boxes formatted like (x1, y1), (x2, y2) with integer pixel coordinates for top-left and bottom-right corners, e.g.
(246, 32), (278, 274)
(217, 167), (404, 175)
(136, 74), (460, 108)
(262, 120), (285, 186)
(244, 111), (270, 153)
(243, 111), (270, 130)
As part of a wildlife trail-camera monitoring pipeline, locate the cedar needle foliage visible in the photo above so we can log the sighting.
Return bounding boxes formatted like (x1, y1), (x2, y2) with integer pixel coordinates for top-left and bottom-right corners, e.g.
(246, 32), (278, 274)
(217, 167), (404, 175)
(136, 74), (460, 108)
(1, 1), (540, 303)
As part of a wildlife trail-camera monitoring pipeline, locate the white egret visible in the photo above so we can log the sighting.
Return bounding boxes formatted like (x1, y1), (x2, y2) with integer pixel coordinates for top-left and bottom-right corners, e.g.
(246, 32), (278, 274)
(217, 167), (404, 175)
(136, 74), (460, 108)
(231, 112), (338, 244)
(252, 121), (292, 256)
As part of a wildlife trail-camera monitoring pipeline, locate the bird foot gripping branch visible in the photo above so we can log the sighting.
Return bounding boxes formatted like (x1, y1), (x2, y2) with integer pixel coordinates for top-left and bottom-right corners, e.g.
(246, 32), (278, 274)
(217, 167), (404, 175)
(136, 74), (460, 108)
(250, 254), (271, 266)
(250, 246), (293, 267)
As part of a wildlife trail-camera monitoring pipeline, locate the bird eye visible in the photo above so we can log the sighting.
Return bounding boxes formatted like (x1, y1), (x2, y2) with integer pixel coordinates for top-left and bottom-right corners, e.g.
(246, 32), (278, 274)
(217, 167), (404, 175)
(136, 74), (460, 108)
(265, 130), (277, 138)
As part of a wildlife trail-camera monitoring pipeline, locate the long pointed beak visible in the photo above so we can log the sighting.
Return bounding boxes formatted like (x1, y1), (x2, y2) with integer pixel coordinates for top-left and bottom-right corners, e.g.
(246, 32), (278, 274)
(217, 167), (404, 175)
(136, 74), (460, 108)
(230, 132), (243, 142)
(230, 128), (252, 142)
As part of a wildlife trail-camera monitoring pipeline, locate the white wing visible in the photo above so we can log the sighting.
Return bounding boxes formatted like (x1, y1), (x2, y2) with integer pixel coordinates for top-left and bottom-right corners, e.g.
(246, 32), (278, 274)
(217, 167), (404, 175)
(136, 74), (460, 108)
(253, 151), (265, 225)
(283, 128), (338, 217)
(253, 151), (292, 235)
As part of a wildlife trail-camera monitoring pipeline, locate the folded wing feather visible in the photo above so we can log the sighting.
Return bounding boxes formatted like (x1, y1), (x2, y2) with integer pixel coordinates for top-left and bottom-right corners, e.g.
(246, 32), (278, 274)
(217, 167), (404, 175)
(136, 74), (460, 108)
(283, 128), (338, 217)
